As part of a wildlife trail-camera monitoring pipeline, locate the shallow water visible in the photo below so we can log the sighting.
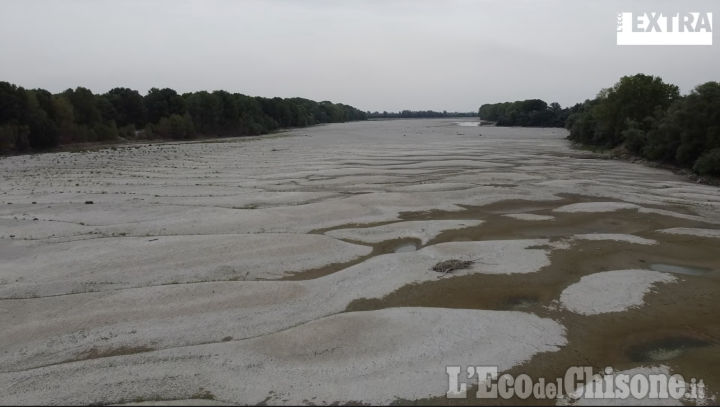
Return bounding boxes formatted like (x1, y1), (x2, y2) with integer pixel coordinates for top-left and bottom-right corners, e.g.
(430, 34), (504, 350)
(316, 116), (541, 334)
(626, 336), (712, 362)
(649, 263), (711, 276)
(455, 122), (480, 127)
(503, 296), (538, 310)
(394, 243), (417, 253)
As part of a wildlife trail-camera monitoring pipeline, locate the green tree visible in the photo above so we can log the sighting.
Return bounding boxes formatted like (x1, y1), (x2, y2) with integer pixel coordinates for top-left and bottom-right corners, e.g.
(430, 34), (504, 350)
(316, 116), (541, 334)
(63, 87), (102, 126)
(24, 90), (59, 149)
(144, 88), (186, 123)
(213, 90), (239, 134)
(0, 124), (29, 151)
(93, 120), (119, 141)
(106, 87), (147, 128)
(97, 95), (119, 124)
(52, 96), (77, 144)
(0, 81), (25, 125)
(694, 148), (720, 175)
(672, 82), (720, 166)
(592, 74), (680, 147)
(186, 91), (221, 134)
(32, 89), (56, 121)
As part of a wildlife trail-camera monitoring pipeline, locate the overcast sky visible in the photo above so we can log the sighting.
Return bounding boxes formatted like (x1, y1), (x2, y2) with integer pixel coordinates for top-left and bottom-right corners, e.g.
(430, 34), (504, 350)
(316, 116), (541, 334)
(1, 0), (717, 112)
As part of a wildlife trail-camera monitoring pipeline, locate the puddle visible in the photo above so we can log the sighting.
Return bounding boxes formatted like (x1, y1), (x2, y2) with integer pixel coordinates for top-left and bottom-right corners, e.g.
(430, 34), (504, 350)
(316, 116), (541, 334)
(626, 336), (713, 362)
(283, 237), (422, 280)
(310, 194), (718, 283)
(455, 122), (480, 127)
(649, 263), (711, 276)
(481, 204), (560, 215)
(394, 243), (417, 253)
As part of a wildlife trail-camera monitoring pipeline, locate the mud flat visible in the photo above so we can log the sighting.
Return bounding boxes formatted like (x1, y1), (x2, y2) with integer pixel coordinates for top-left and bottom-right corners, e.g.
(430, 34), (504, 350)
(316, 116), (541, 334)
(1, 119), (719, 405)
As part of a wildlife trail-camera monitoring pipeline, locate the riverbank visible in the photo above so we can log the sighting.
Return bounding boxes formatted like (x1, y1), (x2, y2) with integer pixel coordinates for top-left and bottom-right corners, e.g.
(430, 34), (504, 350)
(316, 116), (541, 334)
(570, 142), (720, 187)
(0, 128), (302, 157)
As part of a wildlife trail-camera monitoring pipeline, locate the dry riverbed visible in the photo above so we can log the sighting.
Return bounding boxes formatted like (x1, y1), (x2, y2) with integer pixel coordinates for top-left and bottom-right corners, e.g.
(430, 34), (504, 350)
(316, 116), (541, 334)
(1, 119), (719, 405)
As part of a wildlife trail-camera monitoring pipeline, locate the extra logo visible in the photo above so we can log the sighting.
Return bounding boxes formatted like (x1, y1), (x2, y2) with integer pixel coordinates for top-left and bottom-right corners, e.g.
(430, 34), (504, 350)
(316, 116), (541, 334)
(616, 12), (713, 45)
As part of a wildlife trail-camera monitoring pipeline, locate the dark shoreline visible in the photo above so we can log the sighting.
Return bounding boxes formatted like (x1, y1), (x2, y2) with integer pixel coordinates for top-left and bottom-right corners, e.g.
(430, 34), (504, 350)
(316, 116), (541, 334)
(0, 127), (307, 158)
(570, 142), (720, 187)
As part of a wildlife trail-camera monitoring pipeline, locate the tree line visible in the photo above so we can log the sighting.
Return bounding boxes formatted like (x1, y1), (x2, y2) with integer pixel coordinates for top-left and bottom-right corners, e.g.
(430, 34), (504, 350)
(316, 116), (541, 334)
(367, 110), (476, 119)
(0, 82), (368, 152)
(565, 75), (720, 176)
(478, 99), (570, 127)
(479, 74), (720, 175)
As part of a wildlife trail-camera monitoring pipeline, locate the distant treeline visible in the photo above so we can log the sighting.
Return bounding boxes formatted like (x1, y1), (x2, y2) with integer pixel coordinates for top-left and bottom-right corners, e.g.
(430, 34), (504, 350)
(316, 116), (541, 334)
(0, 81), (368, 152)
(478, 100), (570, 127)
(479, 74), (720, 175)
(367, 110), (476, 119)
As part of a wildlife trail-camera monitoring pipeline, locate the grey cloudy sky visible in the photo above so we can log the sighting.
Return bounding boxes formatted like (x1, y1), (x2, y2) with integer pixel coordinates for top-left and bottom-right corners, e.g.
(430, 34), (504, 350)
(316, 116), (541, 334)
(1, 0), (717, 112)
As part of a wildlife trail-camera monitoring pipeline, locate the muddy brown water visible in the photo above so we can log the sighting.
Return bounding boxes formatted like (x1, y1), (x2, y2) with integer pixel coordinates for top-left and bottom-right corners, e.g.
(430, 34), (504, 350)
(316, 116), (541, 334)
(394, 243), (417, 253)
(649, 263), (712, 276)
(626, 336), (715, 363)
(289, 194), (720, 405)
(280, 237), (423, 281)
(292, 194), (718, 282)
(370, 242), (720, 406)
